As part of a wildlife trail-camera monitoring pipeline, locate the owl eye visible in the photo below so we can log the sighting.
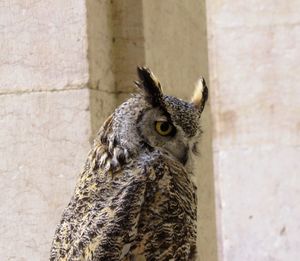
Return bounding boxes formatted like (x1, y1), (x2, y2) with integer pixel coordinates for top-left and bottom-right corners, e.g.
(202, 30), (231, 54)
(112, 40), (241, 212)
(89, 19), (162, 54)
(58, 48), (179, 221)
(155, 121), (175, 136)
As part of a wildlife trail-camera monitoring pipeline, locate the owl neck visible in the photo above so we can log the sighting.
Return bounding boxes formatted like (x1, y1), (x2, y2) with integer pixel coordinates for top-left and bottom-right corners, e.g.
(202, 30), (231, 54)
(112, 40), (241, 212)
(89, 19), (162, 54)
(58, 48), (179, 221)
(89, 97), (152, 172)
(88, 114), (142, 173)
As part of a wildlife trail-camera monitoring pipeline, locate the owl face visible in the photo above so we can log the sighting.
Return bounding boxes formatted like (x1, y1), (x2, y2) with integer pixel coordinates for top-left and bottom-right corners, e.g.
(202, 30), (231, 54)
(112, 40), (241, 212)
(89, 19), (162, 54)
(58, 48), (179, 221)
(135, 67), (207, 166)
(99, 67), (208, 172)
(137, 98), (200, 166)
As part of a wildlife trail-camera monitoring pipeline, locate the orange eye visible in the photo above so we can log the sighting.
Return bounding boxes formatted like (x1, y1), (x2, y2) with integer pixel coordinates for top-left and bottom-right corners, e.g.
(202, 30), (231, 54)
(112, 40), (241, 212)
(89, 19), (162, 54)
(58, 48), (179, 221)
(155, 121), (174, 136)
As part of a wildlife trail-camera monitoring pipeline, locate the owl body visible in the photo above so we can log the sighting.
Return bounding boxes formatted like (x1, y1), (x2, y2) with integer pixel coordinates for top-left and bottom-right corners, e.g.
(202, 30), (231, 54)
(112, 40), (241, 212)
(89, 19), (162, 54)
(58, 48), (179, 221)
(50, 67), (208, 261)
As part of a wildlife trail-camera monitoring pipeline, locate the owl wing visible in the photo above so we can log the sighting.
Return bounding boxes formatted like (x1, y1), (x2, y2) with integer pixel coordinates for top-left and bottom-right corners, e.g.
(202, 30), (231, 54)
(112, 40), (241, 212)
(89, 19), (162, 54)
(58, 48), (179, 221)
(50, 162), (148, 261)
(129, 155), (198, 260)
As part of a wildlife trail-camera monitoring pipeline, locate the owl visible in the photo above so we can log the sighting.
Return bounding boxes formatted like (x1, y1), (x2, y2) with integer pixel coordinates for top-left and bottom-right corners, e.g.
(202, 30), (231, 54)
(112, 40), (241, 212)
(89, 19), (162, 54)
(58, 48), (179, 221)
(50, 67), (208, 261)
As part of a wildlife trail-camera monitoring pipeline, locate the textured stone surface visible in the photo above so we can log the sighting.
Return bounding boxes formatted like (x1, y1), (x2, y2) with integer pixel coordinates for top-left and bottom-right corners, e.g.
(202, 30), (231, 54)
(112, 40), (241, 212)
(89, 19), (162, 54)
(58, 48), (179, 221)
(86, 0), (115, 92)
(210, 25), (300, 150)
(86, 0), (117, 138)
(0, 89), (91, 260)
(0, 0), (89, 93)
(112, 0), (145, 97)
(143, 0), (209, 100)
(89, 89), (117, 139)
(215, 147), (300, 260)
(206, 0), (300, 260)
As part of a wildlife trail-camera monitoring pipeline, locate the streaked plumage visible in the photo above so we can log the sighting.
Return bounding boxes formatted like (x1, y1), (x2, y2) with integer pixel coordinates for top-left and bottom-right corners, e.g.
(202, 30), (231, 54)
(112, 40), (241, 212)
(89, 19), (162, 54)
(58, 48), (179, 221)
(50, 67), (208, 260)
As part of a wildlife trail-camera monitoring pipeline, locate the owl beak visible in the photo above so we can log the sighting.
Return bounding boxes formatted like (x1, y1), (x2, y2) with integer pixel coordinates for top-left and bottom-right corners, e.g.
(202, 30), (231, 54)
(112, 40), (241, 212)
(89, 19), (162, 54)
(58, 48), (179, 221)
(179, 146), (189, 165)
(190, 77), (208, 113)
(164, 143), (189, 166)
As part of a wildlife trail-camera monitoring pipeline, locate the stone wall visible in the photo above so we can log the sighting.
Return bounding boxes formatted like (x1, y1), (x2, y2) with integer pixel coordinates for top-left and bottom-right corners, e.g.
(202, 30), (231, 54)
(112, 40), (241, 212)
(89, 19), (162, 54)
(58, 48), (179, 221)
(206, 0), (300, 260)
(0, 1), (91, 260)
(3, 0), (298, 260)
(0, 1), (217, 260)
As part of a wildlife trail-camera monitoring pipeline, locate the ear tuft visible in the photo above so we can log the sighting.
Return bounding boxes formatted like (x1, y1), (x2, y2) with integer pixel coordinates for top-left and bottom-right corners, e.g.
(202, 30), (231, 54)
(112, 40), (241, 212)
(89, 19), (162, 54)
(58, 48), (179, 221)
(191, 77), (208, 113)
(135, 66), (163, 106)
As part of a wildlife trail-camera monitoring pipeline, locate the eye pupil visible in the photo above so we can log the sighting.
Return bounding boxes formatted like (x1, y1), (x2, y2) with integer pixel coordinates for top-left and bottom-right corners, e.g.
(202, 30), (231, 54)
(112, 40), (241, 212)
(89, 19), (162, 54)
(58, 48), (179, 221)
(160, 122), (170, 132)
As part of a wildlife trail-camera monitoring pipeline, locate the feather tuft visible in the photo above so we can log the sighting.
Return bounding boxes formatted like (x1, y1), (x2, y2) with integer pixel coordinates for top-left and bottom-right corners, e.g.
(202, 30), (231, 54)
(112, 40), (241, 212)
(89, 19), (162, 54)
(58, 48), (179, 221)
(191, 77), (208, 113)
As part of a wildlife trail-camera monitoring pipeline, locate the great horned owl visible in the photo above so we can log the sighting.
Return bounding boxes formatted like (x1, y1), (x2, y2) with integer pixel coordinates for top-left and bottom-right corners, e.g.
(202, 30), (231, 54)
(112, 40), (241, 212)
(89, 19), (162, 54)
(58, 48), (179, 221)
(50, 67), (208, 261)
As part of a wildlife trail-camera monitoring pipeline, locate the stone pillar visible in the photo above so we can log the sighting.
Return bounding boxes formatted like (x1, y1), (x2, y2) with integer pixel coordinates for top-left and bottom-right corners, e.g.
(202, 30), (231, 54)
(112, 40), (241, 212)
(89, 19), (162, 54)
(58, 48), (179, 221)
(86, 0), (117, 138)
(206, 1), (300, 260)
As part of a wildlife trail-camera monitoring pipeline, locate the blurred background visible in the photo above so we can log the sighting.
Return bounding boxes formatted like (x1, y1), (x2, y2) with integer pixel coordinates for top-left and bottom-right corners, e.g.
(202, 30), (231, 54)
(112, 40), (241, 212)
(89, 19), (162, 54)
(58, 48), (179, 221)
(0, 0), (299, 260)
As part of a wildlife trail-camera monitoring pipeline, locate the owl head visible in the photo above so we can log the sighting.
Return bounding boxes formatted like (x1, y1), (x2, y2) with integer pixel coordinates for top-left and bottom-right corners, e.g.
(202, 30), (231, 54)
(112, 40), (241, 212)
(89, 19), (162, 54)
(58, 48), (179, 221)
(96, 67), (208, 172)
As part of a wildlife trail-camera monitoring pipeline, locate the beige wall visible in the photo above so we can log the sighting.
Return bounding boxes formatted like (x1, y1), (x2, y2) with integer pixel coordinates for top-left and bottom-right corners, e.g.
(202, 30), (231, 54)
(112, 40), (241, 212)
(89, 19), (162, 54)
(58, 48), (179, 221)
(0, 0), (217, 260)
(0, 1), (91, 260)
(206, 0), (300, 260)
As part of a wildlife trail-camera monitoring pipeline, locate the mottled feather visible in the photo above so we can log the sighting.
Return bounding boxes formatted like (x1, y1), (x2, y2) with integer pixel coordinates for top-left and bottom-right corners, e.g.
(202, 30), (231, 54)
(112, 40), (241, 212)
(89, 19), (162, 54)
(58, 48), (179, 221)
(50, 67), (207, 261)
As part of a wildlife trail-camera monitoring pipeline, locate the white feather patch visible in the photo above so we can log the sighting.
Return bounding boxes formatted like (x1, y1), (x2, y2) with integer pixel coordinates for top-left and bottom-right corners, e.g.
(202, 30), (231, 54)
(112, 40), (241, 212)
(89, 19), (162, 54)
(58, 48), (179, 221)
(120, 243), (131, 259)
(191, 77), (205, 108)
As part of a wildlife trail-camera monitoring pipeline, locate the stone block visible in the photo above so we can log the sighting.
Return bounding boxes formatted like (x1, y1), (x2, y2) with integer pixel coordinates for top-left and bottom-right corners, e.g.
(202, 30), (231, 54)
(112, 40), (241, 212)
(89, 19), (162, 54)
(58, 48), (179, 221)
(214, 147), (300, 261)
(86, 0), (115, 92)
(112, 0), (145, 95)
(206, 0), (300, 28)
(207, 11), (300, 151)
(206, 1), (300, 260)
(0, 0), (88, 93)
(143, 0), (209, 100)
(0, 89), (91, 260)
(89, 89), (117, 139)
